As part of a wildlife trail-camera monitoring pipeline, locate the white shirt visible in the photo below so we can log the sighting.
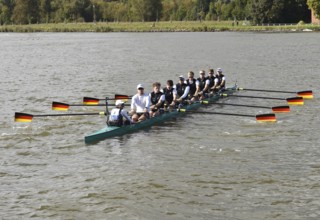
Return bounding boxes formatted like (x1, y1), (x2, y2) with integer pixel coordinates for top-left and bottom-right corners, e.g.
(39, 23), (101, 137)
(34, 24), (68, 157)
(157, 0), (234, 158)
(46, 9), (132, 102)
(131, 94), (151, 113)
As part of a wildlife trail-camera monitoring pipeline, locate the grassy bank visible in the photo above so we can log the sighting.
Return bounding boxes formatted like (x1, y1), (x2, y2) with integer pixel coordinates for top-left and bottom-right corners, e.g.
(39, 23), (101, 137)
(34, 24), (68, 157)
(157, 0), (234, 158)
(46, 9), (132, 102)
(1, 21), (319, 33)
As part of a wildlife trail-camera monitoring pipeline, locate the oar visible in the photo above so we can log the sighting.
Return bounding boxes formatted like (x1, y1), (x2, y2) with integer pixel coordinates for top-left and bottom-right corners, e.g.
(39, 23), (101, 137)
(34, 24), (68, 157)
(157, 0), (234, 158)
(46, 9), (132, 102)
(222, 94), (304, 106)
(178, 109), (276, 122)
(83, 94), (132, 104)
(15, 112), (105, 122)
(202, 101), (290, 113)
(238, 88), (313, 99)
(52, 101), (130, 111)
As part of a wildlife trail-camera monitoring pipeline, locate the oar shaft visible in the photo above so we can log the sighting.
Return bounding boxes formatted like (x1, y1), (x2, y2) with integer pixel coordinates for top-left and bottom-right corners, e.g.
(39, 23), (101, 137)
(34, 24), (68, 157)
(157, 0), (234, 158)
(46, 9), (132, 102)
(239, 88), (295, 94)
(212, 103), (270, 109)
(34, 113), (103, 117)
(182, 110), (255, 118)
(70, 104), (130, 107)
(227, 94), (285, 100)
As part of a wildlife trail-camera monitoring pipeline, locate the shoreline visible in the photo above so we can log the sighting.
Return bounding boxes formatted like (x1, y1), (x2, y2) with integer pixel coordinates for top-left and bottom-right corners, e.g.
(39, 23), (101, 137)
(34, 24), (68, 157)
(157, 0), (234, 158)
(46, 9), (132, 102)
(1, 21), (319, 33)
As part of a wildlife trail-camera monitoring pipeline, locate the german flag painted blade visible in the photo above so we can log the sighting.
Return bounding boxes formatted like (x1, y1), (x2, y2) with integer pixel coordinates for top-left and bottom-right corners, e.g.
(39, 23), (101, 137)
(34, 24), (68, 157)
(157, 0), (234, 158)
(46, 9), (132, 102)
(256, 113), (277, 122)
(286, 97), (304, 105)
(297, 90), (313, 99)
(83, 97), (100, 105)
(15, 112), (33, 122)
(272, 105), (290, 113)
(114, 94), (129, 101)
(52, 102), (69, 111)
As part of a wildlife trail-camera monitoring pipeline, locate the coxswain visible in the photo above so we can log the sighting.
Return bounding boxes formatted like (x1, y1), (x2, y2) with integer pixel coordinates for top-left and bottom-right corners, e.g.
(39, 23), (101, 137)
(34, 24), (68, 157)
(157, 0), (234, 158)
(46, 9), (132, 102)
(162, 80), (177, 110)
(130, 84), (151, 122)
(216, 68), (226, 91)
(108, 100), (134, 126)
(195, 70), (210, 100)
(185, 71), (198, 103)
(175, 75), (190, 105)
(149, 82), (165, 117)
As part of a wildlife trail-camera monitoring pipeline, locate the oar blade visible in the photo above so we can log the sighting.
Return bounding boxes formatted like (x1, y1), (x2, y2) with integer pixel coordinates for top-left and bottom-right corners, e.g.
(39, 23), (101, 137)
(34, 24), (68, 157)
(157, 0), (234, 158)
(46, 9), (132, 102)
(115, 94), (129, 102)
(52, 101), (69, 111)
(297, 90), (313, 99)
(15, 112), (33, 122)
(286, 97), (304, 106)
(272, 105), (290, 113)
(256, 113), (277, 122)
(83, 97), (100, 105)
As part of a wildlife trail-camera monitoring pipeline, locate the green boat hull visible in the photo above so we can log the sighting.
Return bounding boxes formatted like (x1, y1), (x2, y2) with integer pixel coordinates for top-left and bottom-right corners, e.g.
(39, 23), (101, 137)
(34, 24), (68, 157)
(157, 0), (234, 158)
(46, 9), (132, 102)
(85, 86), (237, 144)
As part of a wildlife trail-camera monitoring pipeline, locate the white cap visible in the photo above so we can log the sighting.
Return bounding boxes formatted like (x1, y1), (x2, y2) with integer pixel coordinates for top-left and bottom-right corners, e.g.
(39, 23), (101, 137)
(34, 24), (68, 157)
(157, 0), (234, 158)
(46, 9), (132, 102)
(217, 68), (222, 72)
(115, 100), (125, 106)
(179, 75), (184, 79)
(137, 84), (144, 89)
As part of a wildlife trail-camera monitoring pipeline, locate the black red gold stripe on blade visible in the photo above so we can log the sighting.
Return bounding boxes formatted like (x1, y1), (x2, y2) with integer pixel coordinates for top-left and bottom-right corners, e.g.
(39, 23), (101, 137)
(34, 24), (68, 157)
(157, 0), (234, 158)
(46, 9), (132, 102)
(52, 102), (69, 111)
(256, 113), (277, 122)
(297, 90), (313, 99)
(286, 97), (304, 105)
(83, 97), (100, 105)
(15, 112), (33, 122)
(272, 106), (290, 113)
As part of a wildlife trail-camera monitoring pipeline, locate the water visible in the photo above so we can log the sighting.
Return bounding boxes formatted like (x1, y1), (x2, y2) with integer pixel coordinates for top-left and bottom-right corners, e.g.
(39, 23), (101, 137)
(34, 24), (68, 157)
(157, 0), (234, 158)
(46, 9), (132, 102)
(0, 32), (319, 219)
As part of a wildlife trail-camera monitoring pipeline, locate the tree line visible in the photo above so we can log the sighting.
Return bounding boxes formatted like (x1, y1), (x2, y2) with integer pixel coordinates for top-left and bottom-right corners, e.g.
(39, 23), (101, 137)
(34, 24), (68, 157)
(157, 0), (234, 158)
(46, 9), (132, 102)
(0, 0), (318, 25)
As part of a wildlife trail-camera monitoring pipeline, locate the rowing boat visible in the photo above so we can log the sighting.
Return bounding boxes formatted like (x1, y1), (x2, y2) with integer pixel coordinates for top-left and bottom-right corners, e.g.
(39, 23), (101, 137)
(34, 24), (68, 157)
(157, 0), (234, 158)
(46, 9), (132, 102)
(84, 84), (237, 144)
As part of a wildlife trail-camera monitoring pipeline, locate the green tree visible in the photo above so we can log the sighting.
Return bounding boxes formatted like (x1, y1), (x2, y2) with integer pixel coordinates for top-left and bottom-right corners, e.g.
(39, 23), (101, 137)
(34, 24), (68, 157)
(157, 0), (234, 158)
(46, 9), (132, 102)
(12, 0), (39, 24)
(307, 0), (320, 18)
(281, 0), (310, 23)
(0, 0), (15, 24)
(39, 0), (52, 23)
(129, 0), (162, 21)
(250, 0), (284, 24)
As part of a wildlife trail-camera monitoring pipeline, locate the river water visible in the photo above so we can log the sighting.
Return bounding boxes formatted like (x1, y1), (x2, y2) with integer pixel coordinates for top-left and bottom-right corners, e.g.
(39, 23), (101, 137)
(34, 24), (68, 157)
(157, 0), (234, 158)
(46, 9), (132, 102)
(0, 32), (319, 219)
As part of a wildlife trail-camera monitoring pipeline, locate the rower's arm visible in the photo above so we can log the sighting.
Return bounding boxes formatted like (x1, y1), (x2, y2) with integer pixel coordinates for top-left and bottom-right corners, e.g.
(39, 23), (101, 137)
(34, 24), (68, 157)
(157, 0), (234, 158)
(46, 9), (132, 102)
(145, 95), (151, 111)
(202, 79), (210, 92)
(195, 81), (201, 94)
(121, 109), (133, 123)
(220, 76), (226, 88)
(211, 78), (219, 90)
(172, 89), (177, 102)
(130, 96), (136, 112)
(181, 86), (190, 99)
(155, 94), (165, 108)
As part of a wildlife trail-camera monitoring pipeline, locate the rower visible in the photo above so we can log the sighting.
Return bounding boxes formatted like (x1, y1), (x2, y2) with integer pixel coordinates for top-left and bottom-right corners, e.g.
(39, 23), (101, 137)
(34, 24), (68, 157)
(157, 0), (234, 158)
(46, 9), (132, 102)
(130, 84), (151, 122)
(186, 71), (198, 103)
(149, 82), (165, 117)
(108, 100), (134, 126)
(196, 70), (210, 100)
(208, 68), (219, 93)
(162, 80), (177, 110)
(216, 68), (226, 91)
(175, 75), (190, 105)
